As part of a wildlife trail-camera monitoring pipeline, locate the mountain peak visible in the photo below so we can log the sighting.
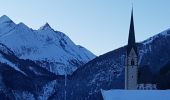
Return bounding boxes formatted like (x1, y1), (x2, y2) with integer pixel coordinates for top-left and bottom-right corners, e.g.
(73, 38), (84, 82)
(39, 22), (53, 30)
(0, 15), (13, 23)
(44, 22), (50, 27)
(17, 22), (30, 29)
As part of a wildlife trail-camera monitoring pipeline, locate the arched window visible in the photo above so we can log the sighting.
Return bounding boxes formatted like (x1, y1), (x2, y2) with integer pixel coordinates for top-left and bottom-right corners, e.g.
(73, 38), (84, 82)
(131, 60), (134, 66)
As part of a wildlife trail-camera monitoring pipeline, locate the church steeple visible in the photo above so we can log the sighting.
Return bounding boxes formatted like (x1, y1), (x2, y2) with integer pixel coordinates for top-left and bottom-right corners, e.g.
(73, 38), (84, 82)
(125, 8), (138, 90)
(127, 8), (137, 55)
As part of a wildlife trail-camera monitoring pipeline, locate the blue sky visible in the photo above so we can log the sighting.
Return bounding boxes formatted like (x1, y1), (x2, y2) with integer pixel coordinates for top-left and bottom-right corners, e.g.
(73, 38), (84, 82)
(0, 0), (170, 56)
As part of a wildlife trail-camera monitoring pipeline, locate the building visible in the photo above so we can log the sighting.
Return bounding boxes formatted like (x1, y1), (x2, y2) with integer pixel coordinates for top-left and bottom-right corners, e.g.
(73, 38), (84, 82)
(137, 84), (157, 90)
(125, 9), (157, 90)
(101, 8), (169, 100)
(125, 8), (138, 90)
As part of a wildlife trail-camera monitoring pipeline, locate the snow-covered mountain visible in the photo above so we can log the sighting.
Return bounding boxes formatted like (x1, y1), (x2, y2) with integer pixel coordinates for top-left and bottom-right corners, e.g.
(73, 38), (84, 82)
(0, 15), (96, 75)
(0, 43), (59, 100)
(0, 15), (16, 37)
(63, 28), (170, 100)
(1, 15), (170, 100)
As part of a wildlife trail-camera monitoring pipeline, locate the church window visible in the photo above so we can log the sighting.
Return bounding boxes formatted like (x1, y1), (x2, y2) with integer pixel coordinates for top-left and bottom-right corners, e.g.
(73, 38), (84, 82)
(131, 60), (134, 65)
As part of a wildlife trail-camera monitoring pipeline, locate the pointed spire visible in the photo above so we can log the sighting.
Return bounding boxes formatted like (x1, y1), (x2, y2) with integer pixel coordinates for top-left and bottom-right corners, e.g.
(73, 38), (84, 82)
(128, 8), (135, 45)
(127, 8), (137, 54)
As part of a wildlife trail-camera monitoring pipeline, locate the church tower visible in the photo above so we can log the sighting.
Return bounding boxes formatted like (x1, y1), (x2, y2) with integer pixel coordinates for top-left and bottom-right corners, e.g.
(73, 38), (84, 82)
(125, 9), (138, 90)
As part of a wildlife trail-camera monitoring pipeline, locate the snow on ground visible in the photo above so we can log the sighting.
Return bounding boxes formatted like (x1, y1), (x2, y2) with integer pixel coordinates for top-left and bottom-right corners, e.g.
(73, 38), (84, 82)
(101, 89), (170, 100)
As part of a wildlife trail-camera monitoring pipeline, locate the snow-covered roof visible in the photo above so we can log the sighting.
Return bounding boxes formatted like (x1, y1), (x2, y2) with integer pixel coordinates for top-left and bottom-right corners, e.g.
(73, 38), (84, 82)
(101, 89), (170, 100)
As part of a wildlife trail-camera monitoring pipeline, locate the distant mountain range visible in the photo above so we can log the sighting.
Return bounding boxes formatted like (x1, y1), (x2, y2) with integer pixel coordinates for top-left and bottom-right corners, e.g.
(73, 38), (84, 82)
(0, 15), (170, 99)
(0, 15), (96, 75)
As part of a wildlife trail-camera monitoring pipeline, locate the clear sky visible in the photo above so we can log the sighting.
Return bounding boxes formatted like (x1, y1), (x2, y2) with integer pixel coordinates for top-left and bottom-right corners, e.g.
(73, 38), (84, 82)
(0, 0), (170, 56)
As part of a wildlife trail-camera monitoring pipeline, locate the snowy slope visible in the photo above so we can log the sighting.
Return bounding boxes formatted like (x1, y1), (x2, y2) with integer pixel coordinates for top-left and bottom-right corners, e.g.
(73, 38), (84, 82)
(0, 15), (96, 75)
(0, 15), (16, 37)
(0, 43), (25, 75)
(0, 42), (60, 100)
(139, 28), (170, 73)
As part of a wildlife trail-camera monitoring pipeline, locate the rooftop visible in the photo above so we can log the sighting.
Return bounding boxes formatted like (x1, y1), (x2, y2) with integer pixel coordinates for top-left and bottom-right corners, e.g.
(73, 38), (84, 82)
(101, 89), (170, 100)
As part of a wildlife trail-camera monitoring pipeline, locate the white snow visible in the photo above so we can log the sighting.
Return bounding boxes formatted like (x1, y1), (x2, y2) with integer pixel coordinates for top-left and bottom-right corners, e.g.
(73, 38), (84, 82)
(28, 66), (42, 75)
(0, 15), (13, 24)
(139, 28), (170, 64)
(159, 28), (170, 36)
(101, 89), (170, 100)
(0, 15), (96, 75)
(142, 28), (170, 45)
(0, 53), (27, 76)
(0, 15), (16, 37)
(142, 37), (154, 45)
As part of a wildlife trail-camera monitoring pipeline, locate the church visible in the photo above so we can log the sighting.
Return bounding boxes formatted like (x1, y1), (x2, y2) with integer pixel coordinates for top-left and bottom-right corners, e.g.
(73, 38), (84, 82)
(125, 9), (156, 90)
(101, 9), (170, 100)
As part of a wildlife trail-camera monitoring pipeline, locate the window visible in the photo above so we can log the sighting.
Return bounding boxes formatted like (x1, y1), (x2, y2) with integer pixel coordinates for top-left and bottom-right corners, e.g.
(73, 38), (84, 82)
(131, 60), (134, 66)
